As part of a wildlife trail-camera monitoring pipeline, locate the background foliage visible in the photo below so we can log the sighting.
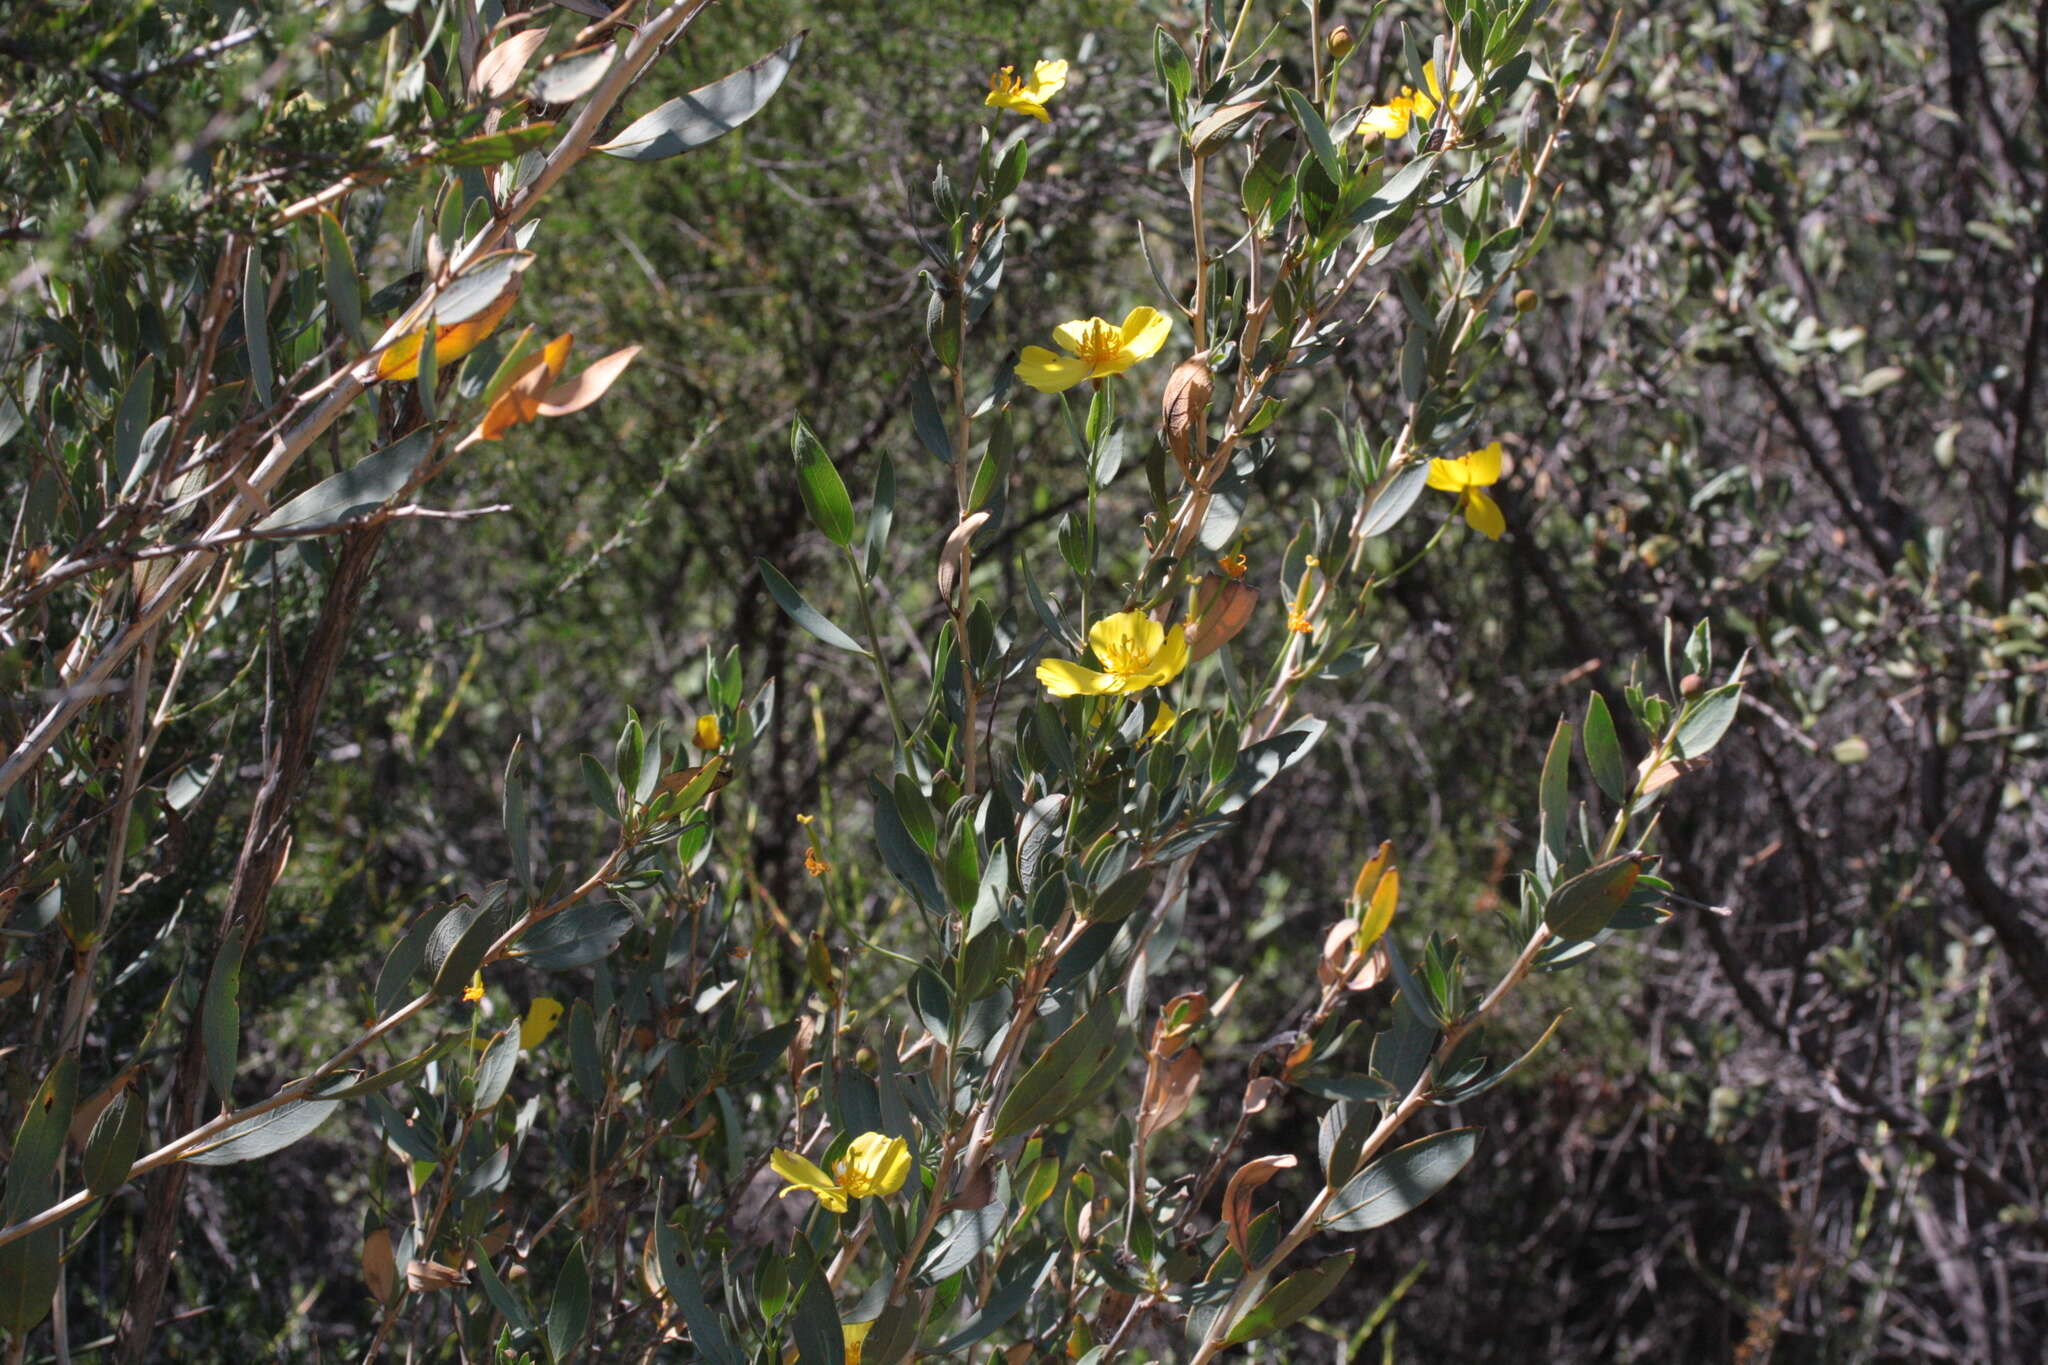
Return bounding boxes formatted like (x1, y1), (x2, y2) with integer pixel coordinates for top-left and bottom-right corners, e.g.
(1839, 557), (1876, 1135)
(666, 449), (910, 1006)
(2, 0), (2043, 1360)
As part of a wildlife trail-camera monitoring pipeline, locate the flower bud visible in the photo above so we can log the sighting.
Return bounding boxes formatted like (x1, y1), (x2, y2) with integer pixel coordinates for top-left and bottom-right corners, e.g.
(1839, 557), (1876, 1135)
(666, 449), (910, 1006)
(1680, 673), (1704, 696)
(1327, 25), (1355, 60)
(1515, 288), (1539, 313)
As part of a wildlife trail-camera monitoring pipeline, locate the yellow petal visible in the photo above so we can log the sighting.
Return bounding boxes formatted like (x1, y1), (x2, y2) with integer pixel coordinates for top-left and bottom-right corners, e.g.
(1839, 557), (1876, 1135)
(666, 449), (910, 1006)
(1140, 623), (1190, 687)
(769, 1149), (846, 1211)
(1461, 441), (1503, 485)
(1015, 346), (1093, 393)
(1037, 658), (1120, 697)
(1422, 62), (1444, 108)
(1142, 702), (1178, 744)
(1050, 317), (1105, 355)
(1117, 306), (1172, 362)
(1463, 489), (1506, 540)
(519, 997), (564, 1049)
(1028, 59), (1069, 98)
(1088, 609), (1164, 664)
(1425, 456), (1469, 492)
(1359, 103), (1410, 139)
(846, 1132), (911, 1196)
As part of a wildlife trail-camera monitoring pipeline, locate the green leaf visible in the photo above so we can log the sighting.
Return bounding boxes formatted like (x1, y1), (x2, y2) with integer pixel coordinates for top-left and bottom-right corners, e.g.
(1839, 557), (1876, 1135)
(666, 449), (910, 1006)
(0, 1056), (76, 1334)
(427, 890), (515, 997)
(112, 357), (155, 494)
(1281, 86), (1341, 179)
(1582, 691), (1627, 803)
(319, 1037), (459, 1100)
(788, 1235), (845, 1365)
(791, 416), (855, 546)
(1538, 716), (1572, 864)
(930, 1252), (1052, 1351)
(431, 122), (557, 166)
(653, 1220), (742, 1365)
(596, 33), (805, 161)
(431, 250), (532, 327)
(472, 1028), (520, 1111)
(202, 935), (244, 1104)
(1222, 1251), (1356, 1344)
(318, 211), (364, 348)
(254, 427), (434, 533)
(83, 1087), (145, 1199)
(994, 996), (1134, 1140)
(1671, 682), (1742, 760)
(1543, 854), (1645, 940)
(1320, 1127), (1480, 1232)
(546, 1242), (591, 1360)
(909, 369), (954, 463)
(185, 1093), (344, 1165)
(473, 1246), (539, 1340)
(757, 559), (868, 654)
(243, 250), (273, 406)
(1360, 457), (1430, 538)
(376, 906), (448, 1018)
(1351, 152), (1439, 229)
(513, 902), (634, 970)
(504, 741), (532, 893)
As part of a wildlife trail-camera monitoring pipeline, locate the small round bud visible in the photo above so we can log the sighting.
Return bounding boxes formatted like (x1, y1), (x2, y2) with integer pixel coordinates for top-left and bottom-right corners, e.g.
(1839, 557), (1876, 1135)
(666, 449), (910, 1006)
(1327, 25), (1355, 60)
(1680, 673), (1704, 696)
(1514, 289), (1539, 313)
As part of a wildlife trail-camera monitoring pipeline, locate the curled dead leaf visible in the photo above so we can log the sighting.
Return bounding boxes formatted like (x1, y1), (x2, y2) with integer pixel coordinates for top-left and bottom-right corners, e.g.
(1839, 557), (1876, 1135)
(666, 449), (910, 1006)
(1161, 357), (1214, 470)
(1139, 1045), (1203, 1140)
(405, 1259), (470, 1292)
(1221, 1154), (1297, 1260)
(937, 510), (992, 605)
(1187, 575), (1257, 663)
(473, 29), (549, 100)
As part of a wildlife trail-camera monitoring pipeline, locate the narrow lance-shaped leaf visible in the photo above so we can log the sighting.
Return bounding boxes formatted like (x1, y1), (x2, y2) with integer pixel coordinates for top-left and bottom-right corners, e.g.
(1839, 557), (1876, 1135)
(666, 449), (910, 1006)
(790, 416), (855, 546)
(757, 559), (869, 655)
(597, 33), (806, 161)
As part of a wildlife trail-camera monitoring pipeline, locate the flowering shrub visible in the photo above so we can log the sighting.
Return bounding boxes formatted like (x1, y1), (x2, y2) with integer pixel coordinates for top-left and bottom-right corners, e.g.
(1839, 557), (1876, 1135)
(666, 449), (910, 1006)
(0, 1), (1751, 1361)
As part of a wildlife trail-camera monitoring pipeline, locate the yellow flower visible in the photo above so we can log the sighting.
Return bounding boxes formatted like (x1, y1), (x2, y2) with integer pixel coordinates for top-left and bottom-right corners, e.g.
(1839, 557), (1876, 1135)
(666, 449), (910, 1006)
(1015, 307), (1172, 394)
(985, 58), (1069, 121)
(1425, 440), (1506, 539)
(1286, 608), (1314, 635)
(693, 714), (722, 751)
(1037, 610), (1190, 698)
(520, 997), (564, 1049)
(461, 971), (485, 1004)
(1359, 62), (1447, 141)
(477, 333), (641, 441)
(770, 1132), (913, 1214)
(376, 292), (517, 382)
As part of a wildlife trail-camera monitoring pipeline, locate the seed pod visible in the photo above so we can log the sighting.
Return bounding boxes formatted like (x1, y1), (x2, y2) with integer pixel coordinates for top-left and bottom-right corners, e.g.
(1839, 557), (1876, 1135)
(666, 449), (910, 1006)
(937, 509), (991, 604)
(1160, 357), (1213, 471)
(1187, 574), (1257, 662)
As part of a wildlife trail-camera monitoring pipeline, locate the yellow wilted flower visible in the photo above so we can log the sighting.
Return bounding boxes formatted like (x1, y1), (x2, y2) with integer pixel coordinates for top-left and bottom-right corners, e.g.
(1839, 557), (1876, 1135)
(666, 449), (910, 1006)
(1142, 702), (1178, 745)
(477, 333), (641, 441)
(1037, 609), (1190, 698)
(693, 714), (722, 751)
(1015, 307), (1171, 394)
(769, 1132), (912, 1213)
(985, 58), (1069, 121)
(1217, 552), (1248, 579)
(1359, 61), (1448, 141)
(461, 971), (486, 1004)
(376, 292), (517, 382)
(520, 997), (564, 1049)
(1426, 440), (1506, 539)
